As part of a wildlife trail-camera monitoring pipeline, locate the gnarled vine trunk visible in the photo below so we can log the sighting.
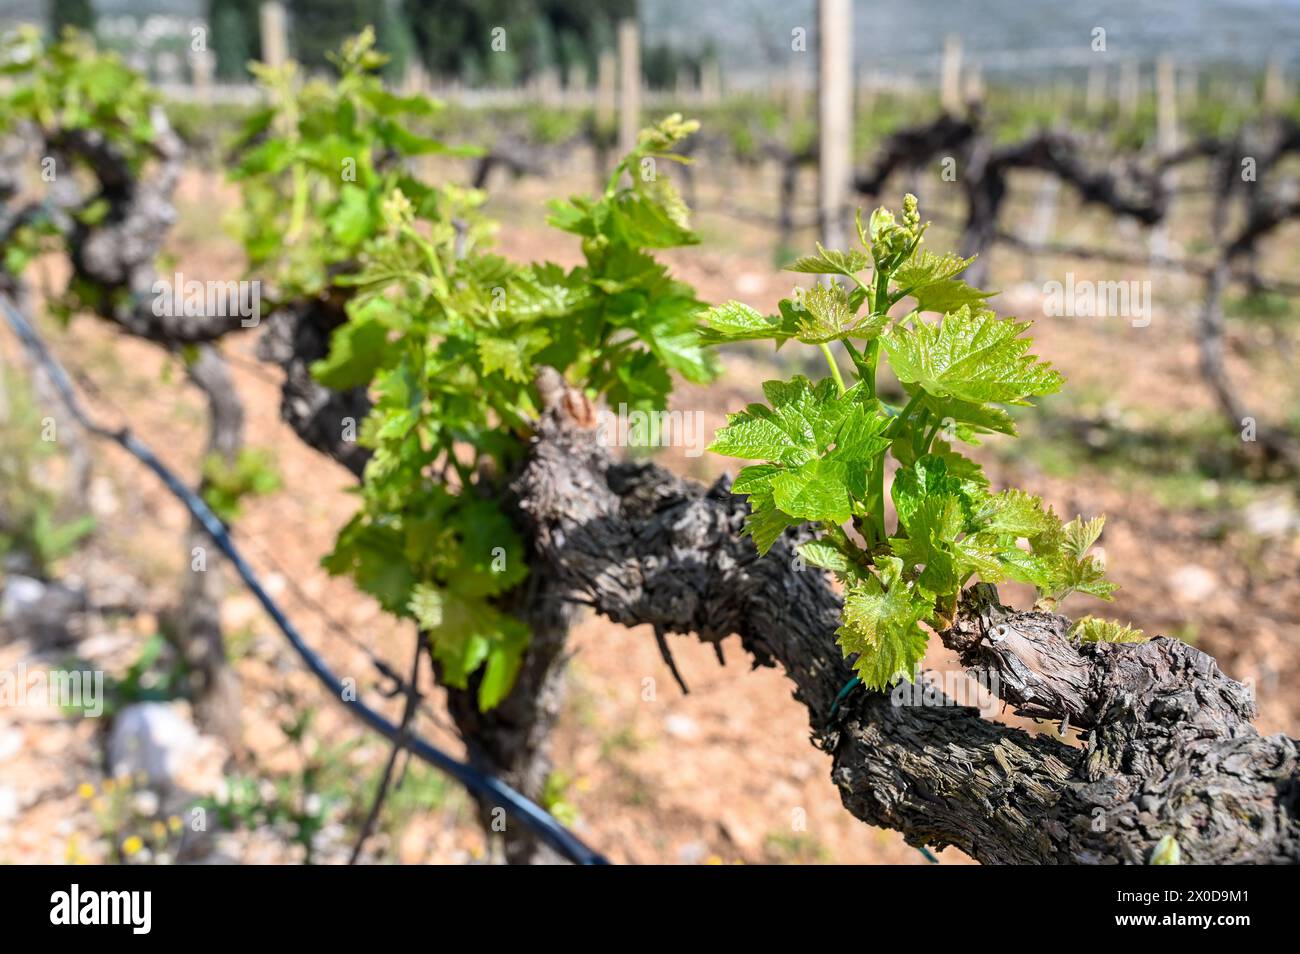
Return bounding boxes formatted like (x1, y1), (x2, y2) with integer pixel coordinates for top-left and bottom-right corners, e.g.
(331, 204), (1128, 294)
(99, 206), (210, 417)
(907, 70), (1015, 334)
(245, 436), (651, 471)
(440, 574), (576, 865)
(176, 344), (244, 745)
(510, 374), (1300, 864)
(8, 96), (1300, 865)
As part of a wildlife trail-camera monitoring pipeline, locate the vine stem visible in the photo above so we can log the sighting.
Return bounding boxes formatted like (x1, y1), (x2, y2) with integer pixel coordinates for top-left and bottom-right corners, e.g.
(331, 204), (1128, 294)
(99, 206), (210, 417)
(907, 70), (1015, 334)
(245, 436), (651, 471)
(287, 164), (308, 241)
(889, 392), (924, 437)
(819, 342), (846, 394)
(348, 627), (423, 865)
(861, 338), (886, 538)
(870, 454), (886, 543)
(921, 420), (941, 455)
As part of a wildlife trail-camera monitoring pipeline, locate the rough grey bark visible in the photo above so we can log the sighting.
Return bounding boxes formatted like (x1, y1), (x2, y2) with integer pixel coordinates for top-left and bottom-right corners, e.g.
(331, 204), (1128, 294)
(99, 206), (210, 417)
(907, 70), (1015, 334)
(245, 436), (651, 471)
(439, 574), (576, 865)
(56, 111), (250, 343)
(957, 132), (1004, 289)
(5, 111), (250, 741)
(512, 375), (1300, 864)
(12, 101), (1300, 865)
(255, 295), (372, 479)
(777, 154), (799, 253)
(435, 369), (604, 864)
(943, 585), (1298, 863)
(8, 107), (573, 848)
(1197, 123), (1300, 468)
(258, 317), (577, 864)
(176, 344), (244, 745)
(854, 112), (1169, 290)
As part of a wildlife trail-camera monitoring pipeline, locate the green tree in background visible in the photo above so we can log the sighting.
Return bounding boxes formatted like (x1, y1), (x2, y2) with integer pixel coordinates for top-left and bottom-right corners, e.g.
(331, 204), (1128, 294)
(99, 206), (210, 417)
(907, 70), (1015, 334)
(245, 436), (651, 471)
(377, 0), (417, 81)
(50, 0), (96, 34)
(644, 42), (685, 90)
(201, 0), (704, 89)
(404, 0), (635, 85)
(208, 0), (259, 81)
(556, 28), (589, 86)
(287, 0), (379, 71)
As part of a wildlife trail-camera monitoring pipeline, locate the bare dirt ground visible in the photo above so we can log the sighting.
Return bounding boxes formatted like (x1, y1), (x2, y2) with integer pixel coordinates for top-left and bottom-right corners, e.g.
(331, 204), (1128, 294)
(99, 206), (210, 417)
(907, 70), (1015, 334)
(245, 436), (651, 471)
(1, 162), (1297, 865)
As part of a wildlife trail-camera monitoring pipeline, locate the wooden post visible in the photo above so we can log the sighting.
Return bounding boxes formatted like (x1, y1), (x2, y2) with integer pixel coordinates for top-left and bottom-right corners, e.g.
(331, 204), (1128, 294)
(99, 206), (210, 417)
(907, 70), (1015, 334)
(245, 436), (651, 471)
(963, 64), (984, 108)
(1119, 59), (1139, 121)
(818, 0), (852, 252)
(259, 2), (289, 68)
(940, 35), (962, 113)
(1156, 56), (1178, 156)
(1263, 58), (1287, 111)
(700, 58), (722, 105)
(617, 19), (641, 157)
(1236, 80), (1253, 113)
(401, 62), (428, 96)
(1028, 175), (1060, 279)
(1151, 56), (1178, 262)
(786, 60), (808, 127)
(675, 66), (694, 104)
(596, 49), (616, 131)
(189, 48), (215, 105)
(565, 60), (588, 105)
(1085, 65), (1105, 115)
(1179, 66), (1198, 112)
(537, 66), (561, 108)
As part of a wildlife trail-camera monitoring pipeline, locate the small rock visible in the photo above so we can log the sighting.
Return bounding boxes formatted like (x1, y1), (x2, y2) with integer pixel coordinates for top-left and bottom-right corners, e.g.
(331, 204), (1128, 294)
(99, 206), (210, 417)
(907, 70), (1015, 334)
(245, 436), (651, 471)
(220, 594), (262, 633)
(788, 759), (815, 782)
(677, 840), (709, 864)
(1167, 565), (1218, 604)
(0, 785), (18, 821)
(0, 726), (23, 763)
(664, 713), (699, 740)
(107, 701), (226, 796)
(77, 631), (136, 663)
(1243, 497), (1299, 539)
(88, 477), (119, 518)
(719, 819), (760, 852)
(1, 575), (84, 647)
(87, 570), (146, 615)
(131, 789), (160, 816)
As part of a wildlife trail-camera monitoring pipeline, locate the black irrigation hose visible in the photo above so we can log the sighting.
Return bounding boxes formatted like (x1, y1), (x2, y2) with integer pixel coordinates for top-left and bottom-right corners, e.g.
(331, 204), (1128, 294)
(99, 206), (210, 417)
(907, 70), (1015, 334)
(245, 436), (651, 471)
(0, 294), (609, 867)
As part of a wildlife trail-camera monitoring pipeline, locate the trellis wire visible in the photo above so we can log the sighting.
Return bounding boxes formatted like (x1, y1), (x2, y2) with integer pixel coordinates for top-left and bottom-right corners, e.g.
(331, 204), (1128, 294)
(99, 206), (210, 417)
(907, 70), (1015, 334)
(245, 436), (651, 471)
(0, 293), (609, 867)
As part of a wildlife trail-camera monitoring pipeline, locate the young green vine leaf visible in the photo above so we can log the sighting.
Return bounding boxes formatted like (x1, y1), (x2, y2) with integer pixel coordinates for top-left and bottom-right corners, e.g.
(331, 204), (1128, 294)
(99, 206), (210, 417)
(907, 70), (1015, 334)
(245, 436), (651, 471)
(230, 35), (715, 710)
(705, 195), (1122, 689)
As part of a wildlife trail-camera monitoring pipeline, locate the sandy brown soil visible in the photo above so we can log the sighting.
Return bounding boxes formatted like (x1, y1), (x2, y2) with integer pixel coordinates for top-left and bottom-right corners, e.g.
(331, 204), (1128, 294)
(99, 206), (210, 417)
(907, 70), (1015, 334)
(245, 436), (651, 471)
(1, 162), (1296, 865)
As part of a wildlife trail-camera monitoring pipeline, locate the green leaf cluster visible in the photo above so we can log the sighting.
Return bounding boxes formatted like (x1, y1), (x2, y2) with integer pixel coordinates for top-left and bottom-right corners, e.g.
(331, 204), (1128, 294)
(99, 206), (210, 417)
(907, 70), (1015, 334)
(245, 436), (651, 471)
(1071, 616), (1147, 644)
(232, 38), (716, 709)
(0, 28), (159, 170)
(229, 27), (478, 302)
(0, 30), (160, 297)
(707, 196), (1117, 689)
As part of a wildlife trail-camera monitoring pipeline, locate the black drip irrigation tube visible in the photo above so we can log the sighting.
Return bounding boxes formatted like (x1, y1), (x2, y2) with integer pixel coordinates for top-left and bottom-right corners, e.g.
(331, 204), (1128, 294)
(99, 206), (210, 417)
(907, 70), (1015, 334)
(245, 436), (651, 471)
(1, 294), (609, 866)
